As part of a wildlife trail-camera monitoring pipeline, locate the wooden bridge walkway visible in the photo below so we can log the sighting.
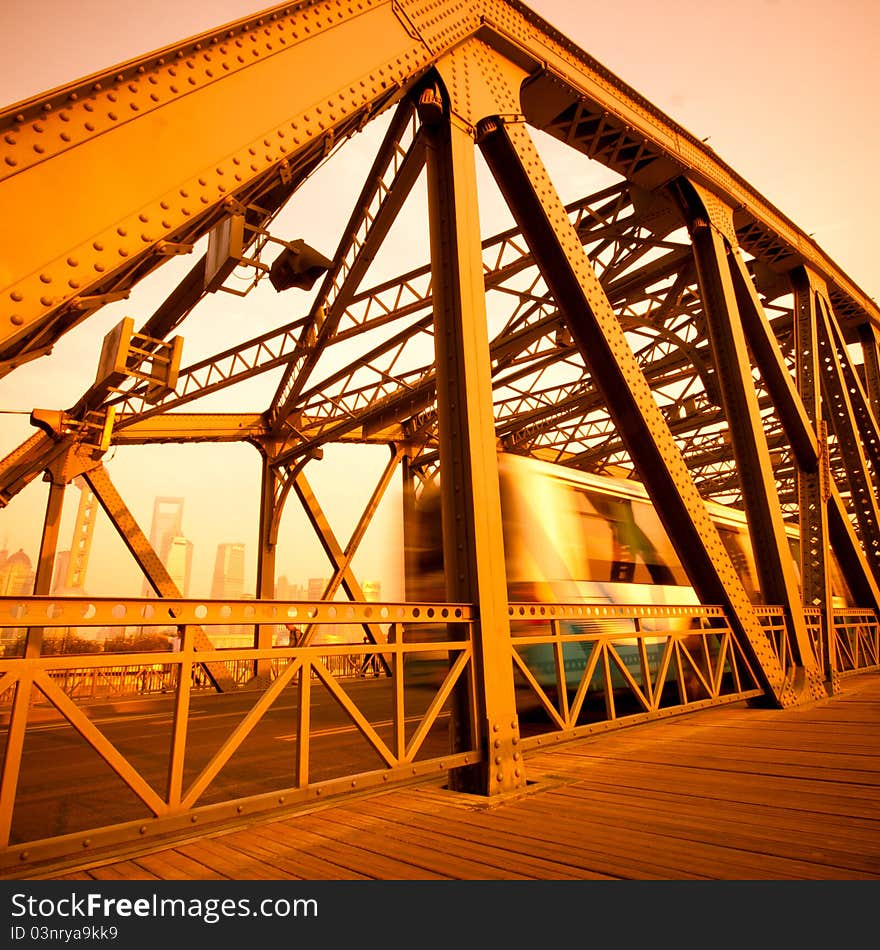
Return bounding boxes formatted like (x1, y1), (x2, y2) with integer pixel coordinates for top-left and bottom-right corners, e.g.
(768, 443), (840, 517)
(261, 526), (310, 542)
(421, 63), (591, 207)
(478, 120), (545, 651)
(27, 673), (880, 881)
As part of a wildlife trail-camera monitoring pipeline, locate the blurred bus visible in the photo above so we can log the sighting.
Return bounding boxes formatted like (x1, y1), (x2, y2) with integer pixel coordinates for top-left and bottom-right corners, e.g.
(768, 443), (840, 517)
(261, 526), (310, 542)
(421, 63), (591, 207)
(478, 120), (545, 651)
(405, 453), (851, 688)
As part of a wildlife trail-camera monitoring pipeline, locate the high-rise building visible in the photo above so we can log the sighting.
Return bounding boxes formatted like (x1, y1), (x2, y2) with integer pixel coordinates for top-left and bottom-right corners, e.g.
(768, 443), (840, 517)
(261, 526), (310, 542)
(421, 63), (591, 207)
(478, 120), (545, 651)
(0, 548), (34, 596)
(166, 536), (194, 598)
(363, 579), (381, 602)
(143, 497), (187, 596)
(51, 479), (99, 596)
(211, 543), (246, 600)
(51, 551), (72, 594)
(0, 549), (35, 649)
(307, 577), (328, 601)
(274, 575), (306, 601)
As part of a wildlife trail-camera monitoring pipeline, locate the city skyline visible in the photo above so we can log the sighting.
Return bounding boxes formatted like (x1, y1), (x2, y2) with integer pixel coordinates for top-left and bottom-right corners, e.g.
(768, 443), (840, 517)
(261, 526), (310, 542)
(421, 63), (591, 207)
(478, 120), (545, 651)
(1, 491), (396, 607)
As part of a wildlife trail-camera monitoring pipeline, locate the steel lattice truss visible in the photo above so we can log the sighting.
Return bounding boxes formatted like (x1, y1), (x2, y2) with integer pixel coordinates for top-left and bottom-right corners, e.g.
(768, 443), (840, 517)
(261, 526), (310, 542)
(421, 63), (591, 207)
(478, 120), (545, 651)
(1, 0), (879, 711)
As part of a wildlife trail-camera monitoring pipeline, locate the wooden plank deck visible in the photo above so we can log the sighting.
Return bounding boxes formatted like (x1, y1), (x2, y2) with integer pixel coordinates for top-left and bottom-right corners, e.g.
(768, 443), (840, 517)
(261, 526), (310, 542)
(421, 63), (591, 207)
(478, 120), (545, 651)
(30, 672), (880, 881)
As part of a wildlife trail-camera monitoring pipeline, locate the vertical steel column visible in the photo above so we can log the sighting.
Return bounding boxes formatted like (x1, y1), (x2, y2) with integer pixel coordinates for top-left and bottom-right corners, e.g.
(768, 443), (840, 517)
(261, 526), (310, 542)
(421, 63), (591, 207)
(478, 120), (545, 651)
(424, 110), (524, 796)
(680, 182), (824, 699)
(401, 451), (419, 603)
(255, 455), (281, 678)
(792, 271), (836, 688)
(858, 322), (880, 421)
(477, 116), (794, 706)
(815, 295), (880, 585)
(828, 490), (880, 612)
(24, 480), (65, 658)
(0, 479), (64, 845)
(821, 300), (880, 480)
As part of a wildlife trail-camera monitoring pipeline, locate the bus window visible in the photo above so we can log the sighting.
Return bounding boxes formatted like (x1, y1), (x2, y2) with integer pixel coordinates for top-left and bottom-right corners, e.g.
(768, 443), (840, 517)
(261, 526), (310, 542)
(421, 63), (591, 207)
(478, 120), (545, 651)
(570, 488), (615, 581)
(828, 551), (854, 607)
(631, 501), (689, 586)
(577, 490), (685, 586)
(717, 525), (759, 601)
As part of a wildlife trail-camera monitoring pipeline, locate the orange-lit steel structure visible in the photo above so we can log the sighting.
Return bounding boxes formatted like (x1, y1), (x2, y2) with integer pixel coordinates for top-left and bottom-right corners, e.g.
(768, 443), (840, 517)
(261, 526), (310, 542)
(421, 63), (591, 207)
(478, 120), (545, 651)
(1, 0), (879, 872)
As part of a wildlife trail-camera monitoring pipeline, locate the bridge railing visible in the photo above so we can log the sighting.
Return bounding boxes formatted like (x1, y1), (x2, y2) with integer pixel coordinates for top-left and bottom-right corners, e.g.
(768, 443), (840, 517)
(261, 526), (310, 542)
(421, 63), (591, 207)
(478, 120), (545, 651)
(833, 609), (880, 673)
(0, 596), (478, 872)
(0, 595), (877, 873)
(507, 603), (767, 749)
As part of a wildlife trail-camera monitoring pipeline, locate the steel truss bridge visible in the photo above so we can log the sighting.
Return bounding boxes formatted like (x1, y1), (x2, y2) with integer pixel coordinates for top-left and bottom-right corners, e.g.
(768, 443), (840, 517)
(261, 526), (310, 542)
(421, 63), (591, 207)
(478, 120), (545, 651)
(0, 0), (879, 874)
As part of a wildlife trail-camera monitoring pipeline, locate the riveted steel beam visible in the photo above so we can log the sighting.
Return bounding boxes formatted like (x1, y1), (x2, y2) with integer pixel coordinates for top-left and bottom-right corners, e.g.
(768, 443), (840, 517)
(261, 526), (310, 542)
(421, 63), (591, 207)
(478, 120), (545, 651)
(814, 291), (880, 586)
(791, 269), (836, 687)
(424, 40), (529, 794)
(269, 100), (426, 429)
(0, 0), (459, 370)
(477, 114), (794, 707)
(678, 181), (824, 700)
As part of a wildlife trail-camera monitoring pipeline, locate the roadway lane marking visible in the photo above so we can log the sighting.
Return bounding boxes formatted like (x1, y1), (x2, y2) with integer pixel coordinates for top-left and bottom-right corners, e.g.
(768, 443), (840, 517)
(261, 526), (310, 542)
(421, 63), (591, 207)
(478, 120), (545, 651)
(275, 712), (448, 741)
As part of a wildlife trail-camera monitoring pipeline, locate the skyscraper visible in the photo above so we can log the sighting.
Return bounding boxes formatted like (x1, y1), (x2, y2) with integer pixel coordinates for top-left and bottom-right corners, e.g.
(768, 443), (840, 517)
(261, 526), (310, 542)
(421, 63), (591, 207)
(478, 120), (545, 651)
(211, 543), (246, 600)
(166, 536), (194, 598)
(363, 580), (381, 602)
(143, 497), (188, 596)
(307, 577), (328, 601)
(0, 549), (34, 596)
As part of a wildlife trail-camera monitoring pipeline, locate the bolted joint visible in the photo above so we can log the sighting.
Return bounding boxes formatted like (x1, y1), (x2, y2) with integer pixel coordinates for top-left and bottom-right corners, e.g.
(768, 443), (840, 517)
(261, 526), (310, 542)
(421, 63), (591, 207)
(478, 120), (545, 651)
(475, 117), (501, 142)
(416, 83), (445, 126)
(488, 717), (526, 793)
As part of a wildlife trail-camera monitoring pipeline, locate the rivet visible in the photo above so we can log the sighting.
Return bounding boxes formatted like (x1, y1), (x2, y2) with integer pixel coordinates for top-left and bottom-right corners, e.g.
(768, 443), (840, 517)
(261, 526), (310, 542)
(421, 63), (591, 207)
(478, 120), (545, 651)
(40, 295), (53, 306)
(19, 851), (29, 860)
(191, 815), (198, 823)
(82, 838), (91, 847)
(10, 290), (23, 301)
(10, 315), (24, 326)
(139, 825), (147, 834)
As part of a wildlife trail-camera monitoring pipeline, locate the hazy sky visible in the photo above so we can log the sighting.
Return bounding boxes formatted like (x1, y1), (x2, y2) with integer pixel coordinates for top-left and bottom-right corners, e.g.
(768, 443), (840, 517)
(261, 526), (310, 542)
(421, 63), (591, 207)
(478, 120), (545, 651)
(0, 0), (877, 600)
